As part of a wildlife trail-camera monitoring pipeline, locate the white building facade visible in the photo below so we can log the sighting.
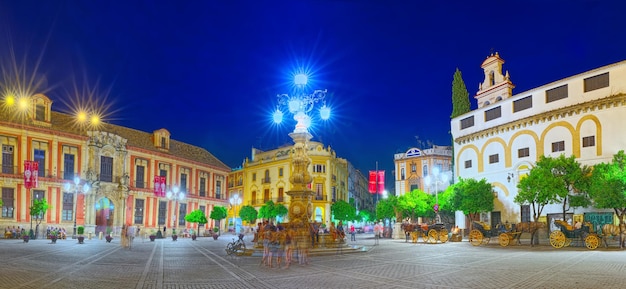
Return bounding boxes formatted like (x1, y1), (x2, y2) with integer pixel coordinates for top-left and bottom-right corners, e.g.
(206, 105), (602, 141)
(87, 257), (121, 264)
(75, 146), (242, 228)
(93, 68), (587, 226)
(451, 53), (626, 226)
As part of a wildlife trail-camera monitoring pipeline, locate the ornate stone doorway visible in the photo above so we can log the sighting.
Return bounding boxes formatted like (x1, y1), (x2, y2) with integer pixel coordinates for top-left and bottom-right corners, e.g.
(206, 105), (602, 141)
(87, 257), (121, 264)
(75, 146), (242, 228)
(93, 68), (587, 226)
(95, 197), (115, 236)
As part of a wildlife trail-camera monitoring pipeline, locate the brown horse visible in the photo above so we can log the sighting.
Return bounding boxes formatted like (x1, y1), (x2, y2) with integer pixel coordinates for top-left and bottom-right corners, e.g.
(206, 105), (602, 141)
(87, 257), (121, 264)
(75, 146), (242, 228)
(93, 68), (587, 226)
(515, 222), (546, 246)
(601, 223), (626, 248)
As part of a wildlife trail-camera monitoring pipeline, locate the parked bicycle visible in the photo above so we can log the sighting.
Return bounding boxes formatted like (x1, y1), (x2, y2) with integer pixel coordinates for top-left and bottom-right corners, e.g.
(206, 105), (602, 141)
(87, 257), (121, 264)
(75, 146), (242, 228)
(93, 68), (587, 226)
(225, 237), (246, 255)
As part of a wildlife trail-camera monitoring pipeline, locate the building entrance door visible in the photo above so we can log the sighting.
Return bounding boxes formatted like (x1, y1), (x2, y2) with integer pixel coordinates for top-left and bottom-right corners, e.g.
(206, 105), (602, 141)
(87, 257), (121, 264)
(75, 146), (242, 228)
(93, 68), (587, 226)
(95, 197), (115, 236)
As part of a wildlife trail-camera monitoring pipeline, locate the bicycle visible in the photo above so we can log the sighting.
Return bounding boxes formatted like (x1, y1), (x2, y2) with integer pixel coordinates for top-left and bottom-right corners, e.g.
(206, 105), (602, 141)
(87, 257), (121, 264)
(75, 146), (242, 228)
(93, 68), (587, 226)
(225, 237), (246, 255)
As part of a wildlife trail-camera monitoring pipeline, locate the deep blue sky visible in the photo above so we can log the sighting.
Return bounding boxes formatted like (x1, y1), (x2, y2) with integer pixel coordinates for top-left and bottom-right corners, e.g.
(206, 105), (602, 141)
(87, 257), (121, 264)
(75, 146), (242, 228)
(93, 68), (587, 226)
(2, 1), (625, 191)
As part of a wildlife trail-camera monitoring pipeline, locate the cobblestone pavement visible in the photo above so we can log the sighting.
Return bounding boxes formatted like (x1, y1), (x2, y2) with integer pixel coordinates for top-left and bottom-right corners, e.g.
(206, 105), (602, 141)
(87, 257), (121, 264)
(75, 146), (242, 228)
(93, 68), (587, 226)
(1, 234), (626, 289)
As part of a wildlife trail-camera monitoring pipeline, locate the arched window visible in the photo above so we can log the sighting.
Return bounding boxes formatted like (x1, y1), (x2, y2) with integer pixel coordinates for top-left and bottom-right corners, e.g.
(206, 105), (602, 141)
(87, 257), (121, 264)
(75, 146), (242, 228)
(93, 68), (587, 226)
(489, 71), (495, 86)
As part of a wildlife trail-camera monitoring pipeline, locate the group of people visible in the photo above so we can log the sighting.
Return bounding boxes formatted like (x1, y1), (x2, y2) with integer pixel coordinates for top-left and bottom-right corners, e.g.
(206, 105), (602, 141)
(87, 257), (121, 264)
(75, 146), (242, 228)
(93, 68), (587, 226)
(4, 226), (25, 239)
(46, 226), (67, 239)
(256, 221), (311, 269)
(120, 225), (138, 249)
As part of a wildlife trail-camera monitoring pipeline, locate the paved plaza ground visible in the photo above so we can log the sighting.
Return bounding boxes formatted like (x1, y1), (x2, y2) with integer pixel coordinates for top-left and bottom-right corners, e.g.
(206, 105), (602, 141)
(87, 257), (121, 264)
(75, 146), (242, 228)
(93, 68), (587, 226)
(1, 233), (626, 289)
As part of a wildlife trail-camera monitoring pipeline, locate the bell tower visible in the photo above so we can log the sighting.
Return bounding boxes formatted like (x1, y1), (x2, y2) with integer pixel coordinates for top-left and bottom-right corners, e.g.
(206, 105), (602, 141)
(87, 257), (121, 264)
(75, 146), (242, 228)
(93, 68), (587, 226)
(475, 52), (515, 108)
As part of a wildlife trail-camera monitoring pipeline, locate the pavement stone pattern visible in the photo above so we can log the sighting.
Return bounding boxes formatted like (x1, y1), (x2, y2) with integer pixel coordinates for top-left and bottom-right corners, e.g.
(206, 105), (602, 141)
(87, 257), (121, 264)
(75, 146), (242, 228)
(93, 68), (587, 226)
(1, 233), (625, 288)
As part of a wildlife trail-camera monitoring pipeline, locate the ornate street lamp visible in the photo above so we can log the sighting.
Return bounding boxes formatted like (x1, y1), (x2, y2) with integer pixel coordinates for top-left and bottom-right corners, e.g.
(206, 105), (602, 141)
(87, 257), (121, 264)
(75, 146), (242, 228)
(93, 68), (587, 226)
(424, 167), (449, 224)
(272, 72), (331, 234)
(166, 185), (185, 232)
(64, 176), (90, 239)
(229, 193), (242, 234)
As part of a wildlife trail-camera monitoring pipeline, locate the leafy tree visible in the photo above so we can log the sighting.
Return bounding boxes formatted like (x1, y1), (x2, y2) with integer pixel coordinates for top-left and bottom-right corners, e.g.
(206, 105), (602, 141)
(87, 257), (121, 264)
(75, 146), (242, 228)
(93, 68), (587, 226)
(451, 68), (471, 118)
(451, 178), (494, 224)
(514, 157), (563, 221)
(331, 200), (356, 221)
(209, 205), (227, 234)
(258, 201), (287, 223)
(538, 155), (592, 220)
(397, 189), (433, 222)
(376, 195), (397, 222)
(30, 198), (50, 239)
(239, 205), (258, 225)
(185, 209), (207, 236)
(358, 209), (373, 223)
(589, 150), (626, 248)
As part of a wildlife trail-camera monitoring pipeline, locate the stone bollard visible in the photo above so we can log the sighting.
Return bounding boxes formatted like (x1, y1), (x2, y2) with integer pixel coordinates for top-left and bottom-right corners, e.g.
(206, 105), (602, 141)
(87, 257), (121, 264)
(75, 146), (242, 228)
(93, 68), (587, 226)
(99, 232), (103, 240)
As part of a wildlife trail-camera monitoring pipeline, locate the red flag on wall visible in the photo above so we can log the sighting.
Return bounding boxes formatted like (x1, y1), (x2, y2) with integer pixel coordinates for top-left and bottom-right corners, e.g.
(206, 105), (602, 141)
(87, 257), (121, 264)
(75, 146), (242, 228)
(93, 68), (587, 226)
(32, 162), (39, 188)
(24, 161), (33, 189)
(154, 175), (162, 197)
(159, 176), (166, 197)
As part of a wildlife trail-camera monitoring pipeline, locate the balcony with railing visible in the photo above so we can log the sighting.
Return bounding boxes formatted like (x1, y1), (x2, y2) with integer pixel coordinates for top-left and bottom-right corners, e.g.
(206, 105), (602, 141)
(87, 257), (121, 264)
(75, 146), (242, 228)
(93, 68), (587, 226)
(261, 177), (271, 184)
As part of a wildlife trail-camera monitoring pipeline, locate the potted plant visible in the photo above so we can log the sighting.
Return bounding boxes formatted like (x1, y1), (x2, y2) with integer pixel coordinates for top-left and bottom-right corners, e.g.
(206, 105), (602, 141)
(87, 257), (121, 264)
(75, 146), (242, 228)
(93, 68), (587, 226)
(77, 226), (85, 244)
(23, 234), (29, 243)
(212, 227), (219, 240)
(105, 234), (113, 243)
(171, 229), (178, 241)
(185, 209), (208, 240)
(149, 230), (156, 242)
(50, 231), (58, 244)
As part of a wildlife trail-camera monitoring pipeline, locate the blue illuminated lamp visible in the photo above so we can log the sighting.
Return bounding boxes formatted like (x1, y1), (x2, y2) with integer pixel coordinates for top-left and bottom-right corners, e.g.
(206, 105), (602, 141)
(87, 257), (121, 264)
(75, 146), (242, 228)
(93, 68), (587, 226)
(274, 72), (330, 133)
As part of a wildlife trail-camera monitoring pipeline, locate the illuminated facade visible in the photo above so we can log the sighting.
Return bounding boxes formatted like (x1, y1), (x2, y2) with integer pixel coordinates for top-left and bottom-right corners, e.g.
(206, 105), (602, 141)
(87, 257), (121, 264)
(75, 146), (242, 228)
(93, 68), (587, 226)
(231, 141), (349, 226)
(393, 145), (452, 197)
(451, 53), (626, 226)
(0, 94), (230, 237)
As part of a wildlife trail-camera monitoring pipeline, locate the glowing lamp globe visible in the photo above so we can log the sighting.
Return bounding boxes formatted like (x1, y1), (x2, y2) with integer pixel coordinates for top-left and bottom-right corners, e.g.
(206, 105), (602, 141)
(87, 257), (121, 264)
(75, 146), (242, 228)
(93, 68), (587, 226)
(319, 105), (331, 120)
(294, 73), (308, 86)
(77, 111), (88, 123)
(18, 97), (29, 110)
(273, 109), (284, 124)
(5, 94), (15, 107)
(288, 98), (302, 113)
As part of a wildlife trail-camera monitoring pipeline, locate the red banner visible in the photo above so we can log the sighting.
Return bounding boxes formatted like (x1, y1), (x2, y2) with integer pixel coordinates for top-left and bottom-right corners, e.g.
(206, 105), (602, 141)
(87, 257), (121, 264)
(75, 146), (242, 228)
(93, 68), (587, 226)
(33, 162), (39, 188)
(368, 170), (385, 194)
(377, 170), (385, 194)
(24, 161), (33, 189)
(154, 175), (167, 197)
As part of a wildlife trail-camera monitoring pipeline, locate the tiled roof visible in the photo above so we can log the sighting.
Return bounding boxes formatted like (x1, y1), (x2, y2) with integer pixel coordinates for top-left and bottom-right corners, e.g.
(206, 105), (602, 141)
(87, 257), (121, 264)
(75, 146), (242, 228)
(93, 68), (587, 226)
(1, 110), (230, 171)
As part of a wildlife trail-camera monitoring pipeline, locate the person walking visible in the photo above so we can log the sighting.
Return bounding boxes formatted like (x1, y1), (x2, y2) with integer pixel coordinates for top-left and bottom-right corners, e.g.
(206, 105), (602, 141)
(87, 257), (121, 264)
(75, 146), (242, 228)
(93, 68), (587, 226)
(350, 224), (356, 241)
(373, 222), (383, 245)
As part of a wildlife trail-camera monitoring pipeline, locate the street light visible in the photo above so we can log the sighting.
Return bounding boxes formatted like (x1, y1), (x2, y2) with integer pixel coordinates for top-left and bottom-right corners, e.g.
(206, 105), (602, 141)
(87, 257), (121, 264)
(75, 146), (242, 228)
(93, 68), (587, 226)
(229, 193), (242, 234)
(166, 185), (185, 232)
(424, 167), (449, 224)
(64, 176), (90, 239)
(273, 73), (330, 134)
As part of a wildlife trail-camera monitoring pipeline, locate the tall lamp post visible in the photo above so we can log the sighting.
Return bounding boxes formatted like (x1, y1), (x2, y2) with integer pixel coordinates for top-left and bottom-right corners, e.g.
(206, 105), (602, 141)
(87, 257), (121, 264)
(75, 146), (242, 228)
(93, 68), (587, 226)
(166, 185), (185, 233)
(229, 193), (241, 234)
(64, 176), (90, 239)
(273, 72), (331, 234)
(424, 167), (449, 224)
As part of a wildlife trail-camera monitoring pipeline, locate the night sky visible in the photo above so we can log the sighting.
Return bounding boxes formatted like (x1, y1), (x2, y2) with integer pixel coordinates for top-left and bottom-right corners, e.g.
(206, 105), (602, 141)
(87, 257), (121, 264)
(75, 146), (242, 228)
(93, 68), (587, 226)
(2, 1), (626, 191)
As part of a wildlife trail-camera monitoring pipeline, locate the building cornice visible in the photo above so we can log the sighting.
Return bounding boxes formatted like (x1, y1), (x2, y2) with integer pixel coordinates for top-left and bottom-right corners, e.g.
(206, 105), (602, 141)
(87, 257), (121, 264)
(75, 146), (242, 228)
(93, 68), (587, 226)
(454, 93), (626, 145)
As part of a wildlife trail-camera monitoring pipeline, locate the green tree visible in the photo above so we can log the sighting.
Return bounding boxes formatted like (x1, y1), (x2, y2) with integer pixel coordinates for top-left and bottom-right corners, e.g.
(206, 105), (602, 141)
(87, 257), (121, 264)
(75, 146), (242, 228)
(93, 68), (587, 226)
(376, 195), (397, 222)
(258, 201), (287, 223)
(185, 209), (208, 236)
(209, 205), (227, 234)
(239, 205), (258, 225)
(30, 198), (50, 239)
(533, 155), (592, 220)
(397, 189), (433, 222)
(358, 209), (373, 223)
(451, 68), (471, 118)
(451, 178), (494, 224)
(589, 150), (626, 248)
(331, 200), (356, 221)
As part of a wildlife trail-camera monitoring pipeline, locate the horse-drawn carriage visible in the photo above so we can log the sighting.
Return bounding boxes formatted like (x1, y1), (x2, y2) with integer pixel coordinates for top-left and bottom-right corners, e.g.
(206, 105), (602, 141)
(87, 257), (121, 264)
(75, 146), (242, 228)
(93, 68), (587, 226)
(403, 223), (449, 244)
(469, 221), (522, 247)
(550, 220), (600, 250)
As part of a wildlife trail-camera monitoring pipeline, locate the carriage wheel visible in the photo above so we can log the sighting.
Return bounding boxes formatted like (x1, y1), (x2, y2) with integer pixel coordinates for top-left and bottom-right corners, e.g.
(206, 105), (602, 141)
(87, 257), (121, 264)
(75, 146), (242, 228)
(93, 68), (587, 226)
(549, 231), (566, 248)
(427, 229), (438, 244)
(422, 232), (430, 244)
(499, 233), (510, 247)
(469, 229), (483, 246)
(439, 229), (449, 243)
(564, 238), (572, 247)
(585, 235), (599, 250)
